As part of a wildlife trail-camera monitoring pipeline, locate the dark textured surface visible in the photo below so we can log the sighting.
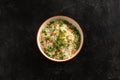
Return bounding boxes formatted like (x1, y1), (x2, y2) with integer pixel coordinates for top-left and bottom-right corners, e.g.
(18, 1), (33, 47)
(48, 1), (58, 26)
(0, 0), (120, 80)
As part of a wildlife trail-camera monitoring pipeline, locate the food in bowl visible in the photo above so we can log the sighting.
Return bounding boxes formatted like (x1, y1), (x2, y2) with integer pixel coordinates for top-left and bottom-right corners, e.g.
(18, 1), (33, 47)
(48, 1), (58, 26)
(40, 19), (80, 60)
(37, 16), (84, 62)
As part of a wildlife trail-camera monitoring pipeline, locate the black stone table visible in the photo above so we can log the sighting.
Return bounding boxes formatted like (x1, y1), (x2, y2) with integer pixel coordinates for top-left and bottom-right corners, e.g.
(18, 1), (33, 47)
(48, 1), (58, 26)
(0, 0), (120, 80)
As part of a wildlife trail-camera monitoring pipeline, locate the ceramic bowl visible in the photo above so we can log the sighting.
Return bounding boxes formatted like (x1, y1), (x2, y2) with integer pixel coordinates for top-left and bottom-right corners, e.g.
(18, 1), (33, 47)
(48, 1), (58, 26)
(37, 16), (84, 62)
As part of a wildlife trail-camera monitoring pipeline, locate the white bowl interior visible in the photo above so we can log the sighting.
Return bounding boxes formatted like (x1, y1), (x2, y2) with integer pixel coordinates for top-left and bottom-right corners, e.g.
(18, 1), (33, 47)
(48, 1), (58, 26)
(37, 16), (84, 62)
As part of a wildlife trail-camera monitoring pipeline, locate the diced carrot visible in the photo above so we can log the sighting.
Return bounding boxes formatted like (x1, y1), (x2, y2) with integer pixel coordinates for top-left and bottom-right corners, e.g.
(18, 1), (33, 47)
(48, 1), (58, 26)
(69, 29), (73, 32)
(53, 31), (58, 36)
(51, 32), (53, 35)
(40, 35), (43, 40)
(42, 46), (47, 50)
(49, 38), (52, 42)
(46, 40), (50, 44)
(54, 23), (57, 27)
(55, 32), (59, 35)
(53, 32), (55, 35)
(44, 46), (48, 50)
(51, 55), (55, 58)
(72, 49), (76, 54)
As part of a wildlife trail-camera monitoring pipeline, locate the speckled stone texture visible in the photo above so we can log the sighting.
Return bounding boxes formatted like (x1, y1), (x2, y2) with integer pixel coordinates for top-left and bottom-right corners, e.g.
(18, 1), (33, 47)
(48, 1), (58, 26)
(0, 0), (120, 80)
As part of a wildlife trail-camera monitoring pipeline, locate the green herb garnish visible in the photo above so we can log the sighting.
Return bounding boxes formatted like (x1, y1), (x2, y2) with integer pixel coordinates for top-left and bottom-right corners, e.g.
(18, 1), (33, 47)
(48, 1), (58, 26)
(59, 20), (64, 27)
(42, 29), (47, 35)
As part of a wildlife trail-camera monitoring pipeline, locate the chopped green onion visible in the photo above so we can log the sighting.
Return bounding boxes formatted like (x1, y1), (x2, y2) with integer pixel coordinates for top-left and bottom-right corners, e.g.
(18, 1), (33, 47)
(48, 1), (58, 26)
(45, 36), (50, 41)
(59, 21), (64, 27)
(42, 29), (47, 35)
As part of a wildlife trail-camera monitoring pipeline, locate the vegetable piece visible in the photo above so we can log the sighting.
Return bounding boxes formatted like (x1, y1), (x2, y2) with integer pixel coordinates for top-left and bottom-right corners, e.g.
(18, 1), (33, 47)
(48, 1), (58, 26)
(59, 20), (64, 27)
(59, 30), (65, 37)
(49, 21), (55, 25)
(45, 51), (51, 57)
(59, 56), (64, 60)
(47, 46), (55, 52)
(44, 36), (50, 41)
(40, 41), (43, 44)
(42, 29), (47, 35)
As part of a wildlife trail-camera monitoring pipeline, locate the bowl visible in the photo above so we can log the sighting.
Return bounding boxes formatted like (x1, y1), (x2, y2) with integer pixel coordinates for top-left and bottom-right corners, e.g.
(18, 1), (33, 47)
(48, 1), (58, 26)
(37, 16), (84, 62)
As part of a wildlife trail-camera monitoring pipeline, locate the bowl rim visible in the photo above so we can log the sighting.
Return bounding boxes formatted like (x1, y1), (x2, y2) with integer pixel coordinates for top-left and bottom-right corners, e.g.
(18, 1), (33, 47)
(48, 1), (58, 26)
(36, 15), (84, 62)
